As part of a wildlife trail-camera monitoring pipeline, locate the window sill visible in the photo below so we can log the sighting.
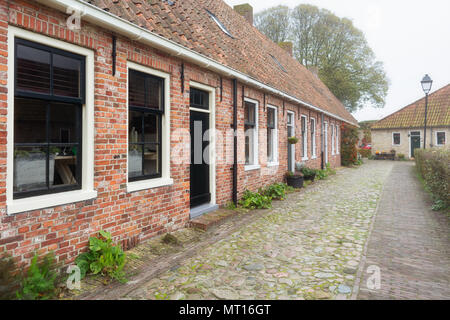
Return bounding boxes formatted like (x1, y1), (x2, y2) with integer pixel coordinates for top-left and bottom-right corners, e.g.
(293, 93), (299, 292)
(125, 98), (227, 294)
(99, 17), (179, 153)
(302, 157), (309, 161)
(267, 162), (279, 167)
(7, 189), (97, 215)
(245, 164), (261, 172)
(127, 177), (174, 193)
(311, 156), (317, 159)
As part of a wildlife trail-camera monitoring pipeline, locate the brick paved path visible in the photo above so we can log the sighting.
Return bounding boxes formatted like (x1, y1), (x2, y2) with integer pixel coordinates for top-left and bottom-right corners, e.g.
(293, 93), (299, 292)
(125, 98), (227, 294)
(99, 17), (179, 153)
(356, 162), (450, 300)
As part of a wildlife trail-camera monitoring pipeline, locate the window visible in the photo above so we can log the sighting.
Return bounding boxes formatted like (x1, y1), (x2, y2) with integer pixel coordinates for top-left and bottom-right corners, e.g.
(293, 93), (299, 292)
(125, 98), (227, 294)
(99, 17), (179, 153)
(301, 115), (307, 159)
(13, 38), (85, 199)
(392, 132), (401, 145)
(244, 99), (258, 167)
(128, 69), (164, 182)
(436, 131), (446, 146)
(311, 118), (316, 158)
(267, 106), (278, 164)
(331, 124), (335, 155)
(335, 124), (339, 154)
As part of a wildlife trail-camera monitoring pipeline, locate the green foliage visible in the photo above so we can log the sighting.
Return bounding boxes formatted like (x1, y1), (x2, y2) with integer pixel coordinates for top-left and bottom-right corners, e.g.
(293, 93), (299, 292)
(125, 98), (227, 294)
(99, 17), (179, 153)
(239, 190), (272, 209)
(255, 4), (388, 112)
(0, 254), (19, 300)
(225, 201), (236, 210)
(358, 148), (371, 158)
(397, 153), (406, 160)
(341, 124), (359, 166)
(415, 148), (449, 211)
(75, 230), (127, 283)
(300, 167), (317, 177)
(16, 253), (58, 300)
(325, 163), (336, 175)
(261, 183), (292, 200)
(287, 136), (299, 144)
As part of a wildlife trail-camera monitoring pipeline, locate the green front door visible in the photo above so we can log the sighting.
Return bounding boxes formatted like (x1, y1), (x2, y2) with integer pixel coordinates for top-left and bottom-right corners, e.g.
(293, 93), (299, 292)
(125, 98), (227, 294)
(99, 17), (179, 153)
(410, 132), (421, 158)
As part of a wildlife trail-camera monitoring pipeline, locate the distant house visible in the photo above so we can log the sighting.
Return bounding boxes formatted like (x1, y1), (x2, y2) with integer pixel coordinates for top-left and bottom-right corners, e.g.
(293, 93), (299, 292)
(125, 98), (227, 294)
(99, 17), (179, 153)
(371, 84), (450, 158)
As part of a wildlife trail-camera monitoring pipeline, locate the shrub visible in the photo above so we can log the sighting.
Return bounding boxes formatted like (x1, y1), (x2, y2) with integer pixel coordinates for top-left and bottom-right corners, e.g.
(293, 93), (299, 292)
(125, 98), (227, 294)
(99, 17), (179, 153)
(75, 230), (127, 283)
(300, 167), (317, 178)
(261, 183), (293, 200)
(16, 253), (59, 300)
(415, 148), (449, 210)
(0, 254), (19, 300)
(325, 163), (336, 175)
(341, 124), (359, 166)
(239, 190), (272, 209)
(397, 153), (406, 160)
(358, 148), (371, 158)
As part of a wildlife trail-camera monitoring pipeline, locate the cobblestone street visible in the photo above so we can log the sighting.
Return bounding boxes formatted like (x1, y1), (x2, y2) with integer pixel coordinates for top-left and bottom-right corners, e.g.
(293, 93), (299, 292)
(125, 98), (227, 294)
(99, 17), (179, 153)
(124, 161), (394, 300)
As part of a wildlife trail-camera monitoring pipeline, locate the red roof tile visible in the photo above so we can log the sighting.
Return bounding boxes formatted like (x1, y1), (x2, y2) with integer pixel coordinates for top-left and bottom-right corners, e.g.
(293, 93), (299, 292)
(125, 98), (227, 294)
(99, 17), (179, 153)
(372, 84), (450, 129)
(87, 0), (357, 125)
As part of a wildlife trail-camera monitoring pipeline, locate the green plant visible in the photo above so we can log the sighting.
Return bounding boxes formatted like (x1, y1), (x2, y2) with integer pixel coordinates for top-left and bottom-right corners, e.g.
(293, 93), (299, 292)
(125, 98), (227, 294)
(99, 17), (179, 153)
(75, 230), (127, 283)
(225, 201), (237, 210)
(415, 148), (449, 211)
(287, 136), (299, 144)
(316, 169), (328, 180)
(358, 148), (371, 158)
(16, 253), (58, 300)
(239, 190), (272, 209)
(261, 183), (289, 200)
(341, 124), (359, 166)
(325, 163), (336, 174)
(397, 153), (405, 160)
(0, 254), (19, 300)
(300, 167), (317, 177)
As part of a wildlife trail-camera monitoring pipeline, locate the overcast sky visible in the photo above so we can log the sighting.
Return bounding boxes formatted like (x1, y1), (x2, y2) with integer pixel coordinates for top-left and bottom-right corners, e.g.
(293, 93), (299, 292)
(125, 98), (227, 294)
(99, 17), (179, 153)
(224, 0), (450, 122)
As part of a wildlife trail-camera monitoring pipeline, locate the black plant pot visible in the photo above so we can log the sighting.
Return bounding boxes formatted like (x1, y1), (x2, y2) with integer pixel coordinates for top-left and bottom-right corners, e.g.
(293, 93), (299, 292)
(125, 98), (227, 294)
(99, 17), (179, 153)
(286, 175), (304, 188)
(304, 173), (316, 182)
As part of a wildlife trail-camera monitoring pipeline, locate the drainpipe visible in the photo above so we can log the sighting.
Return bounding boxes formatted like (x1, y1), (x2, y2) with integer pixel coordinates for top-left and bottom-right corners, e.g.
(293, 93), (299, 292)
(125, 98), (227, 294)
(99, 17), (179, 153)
(321, 113), (324, 170)
(232, 79), (238, 205)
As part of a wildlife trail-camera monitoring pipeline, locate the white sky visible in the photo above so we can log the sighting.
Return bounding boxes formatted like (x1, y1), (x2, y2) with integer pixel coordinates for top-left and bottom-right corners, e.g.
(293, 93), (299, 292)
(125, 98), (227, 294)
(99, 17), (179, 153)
(224, 0), (450, 122)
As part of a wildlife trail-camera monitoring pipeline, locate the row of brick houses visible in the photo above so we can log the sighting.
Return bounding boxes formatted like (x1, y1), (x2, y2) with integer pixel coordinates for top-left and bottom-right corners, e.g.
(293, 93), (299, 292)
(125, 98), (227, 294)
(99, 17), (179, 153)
(0, 0), (357, 266)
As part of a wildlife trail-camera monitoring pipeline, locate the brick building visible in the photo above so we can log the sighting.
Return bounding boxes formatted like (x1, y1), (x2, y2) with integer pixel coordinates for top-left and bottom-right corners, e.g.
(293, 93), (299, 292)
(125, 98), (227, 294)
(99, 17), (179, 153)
(0, 0), (357, 266)
(372, 84), (449, 158)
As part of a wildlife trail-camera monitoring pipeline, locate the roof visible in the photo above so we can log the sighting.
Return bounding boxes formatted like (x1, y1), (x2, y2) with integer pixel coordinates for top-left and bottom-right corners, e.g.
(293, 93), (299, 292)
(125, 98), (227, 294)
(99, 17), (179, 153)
(372, 84), (450, 129)
(86, 0), (357, 125)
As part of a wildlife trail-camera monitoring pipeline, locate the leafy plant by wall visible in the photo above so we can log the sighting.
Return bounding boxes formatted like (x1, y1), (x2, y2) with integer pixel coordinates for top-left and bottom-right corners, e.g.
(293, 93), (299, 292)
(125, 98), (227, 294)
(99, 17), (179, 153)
(341, 124), (359, 166)
(0, 254), (19, 300)
(415, 148), (450, 211)
(239, 190), (272, 209)
(358, 148), (372, 158)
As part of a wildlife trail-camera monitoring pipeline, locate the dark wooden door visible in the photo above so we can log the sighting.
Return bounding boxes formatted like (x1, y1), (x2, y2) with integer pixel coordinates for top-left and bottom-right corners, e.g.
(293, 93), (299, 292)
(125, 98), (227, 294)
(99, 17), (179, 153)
(411, 134), (421, 158)
(190, 110), (210, 208)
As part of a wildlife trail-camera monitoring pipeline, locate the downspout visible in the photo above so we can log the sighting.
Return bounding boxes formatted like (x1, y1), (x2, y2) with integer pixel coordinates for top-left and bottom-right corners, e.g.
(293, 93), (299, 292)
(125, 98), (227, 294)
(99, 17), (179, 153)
(321, 113), (325, 170)
(232, 79), (238, 205)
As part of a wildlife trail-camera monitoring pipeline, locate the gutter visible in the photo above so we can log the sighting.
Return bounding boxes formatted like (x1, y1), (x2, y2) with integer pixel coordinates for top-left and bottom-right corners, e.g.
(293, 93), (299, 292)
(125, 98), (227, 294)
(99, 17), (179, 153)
(38, 0), (357, 126)
(232, 79), (238, 205)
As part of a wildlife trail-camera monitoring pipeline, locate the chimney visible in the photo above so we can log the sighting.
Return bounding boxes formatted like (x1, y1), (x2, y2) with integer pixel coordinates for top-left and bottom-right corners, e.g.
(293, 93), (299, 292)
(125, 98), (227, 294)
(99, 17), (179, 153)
(278, 41), (293, 57)
(234, 4), (253, 25)
(307, 66), (319, 78)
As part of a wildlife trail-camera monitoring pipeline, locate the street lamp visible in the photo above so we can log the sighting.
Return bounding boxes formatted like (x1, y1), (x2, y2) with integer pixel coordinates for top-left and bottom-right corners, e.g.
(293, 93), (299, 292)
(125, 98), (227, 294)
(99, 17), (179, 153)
(421, 74), (433, 149)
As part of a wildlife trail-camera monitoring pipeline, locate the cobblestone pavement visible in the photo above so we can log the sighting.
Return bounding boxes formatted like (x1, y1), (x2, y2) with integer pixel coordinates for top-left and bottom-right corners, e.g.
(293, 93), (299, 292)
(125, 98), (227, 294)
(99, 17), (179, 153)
(357, 162), (450, 300)
(125, 161), (393, 300)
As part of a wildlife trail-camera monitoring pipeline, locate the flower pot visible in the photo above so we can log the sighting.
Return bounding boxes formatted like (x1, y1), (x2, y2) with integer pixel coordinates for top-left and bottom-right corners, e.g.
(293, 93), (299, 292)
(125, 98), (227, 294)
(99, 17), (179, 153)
(286, 175), (304, 188)
(304, 173), (316, 182)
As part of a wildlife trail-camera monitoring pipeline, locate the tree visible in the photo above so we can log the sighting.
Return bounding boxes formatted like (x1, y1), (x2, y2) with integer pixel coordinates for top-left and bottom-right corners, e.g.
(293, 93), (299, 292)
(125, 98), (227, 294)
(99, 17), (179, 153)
(255, 4), (389, 113)
(254, 5), (290, 44)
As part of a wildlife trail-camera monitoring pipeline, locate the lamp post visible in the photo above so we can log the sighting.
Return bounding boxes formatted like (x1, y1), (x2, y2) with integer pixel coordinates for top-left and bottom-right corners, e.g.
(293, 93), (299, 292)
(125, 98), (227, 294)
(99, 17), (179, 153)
(421, 74), (432, 149)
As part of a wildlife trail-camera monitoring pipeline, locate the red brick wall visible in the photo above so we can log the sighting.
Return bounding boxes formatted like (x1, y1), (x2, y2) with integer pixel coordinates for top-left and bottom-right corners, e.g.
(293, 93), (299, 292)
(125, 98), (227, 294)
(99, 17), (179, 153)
(0, 0), (344, 267)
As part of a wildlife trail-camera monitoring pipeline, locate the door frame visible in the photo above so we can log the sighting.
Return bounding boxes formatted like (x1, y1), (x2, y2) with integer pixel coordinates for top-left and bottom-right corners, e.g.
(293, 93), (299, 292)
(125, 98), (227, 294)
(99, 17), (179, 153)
(409, 130), (421, 158)
(287, 111), (295, 172)
(189, 81), (216, 206)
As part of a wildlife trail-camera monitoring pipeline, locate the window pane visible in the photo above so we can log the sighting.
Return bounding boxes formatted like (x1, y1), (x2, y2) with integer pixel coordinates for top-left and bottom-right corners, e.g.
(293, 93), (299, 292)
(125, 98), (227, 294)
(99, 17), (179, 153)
(146, 76), (163, 111)
(128, 145), (143, 178)
(52, 145), (79, 188)
(143, 144), (159, 176)
(267, 128), (273, 162)
(50, 102), (78, 143)
(267, 108), (275, 128)
(437, 132), (445, 145)
(245, 124), (254, 165)
(53, 54), (81, 98)
(13, 146), (48, 193)
(129, 70), (146, 107)
(190, 88), (209, 110)
(16, 44), (51, 94)
(144, 113), (159, 143)
(245, 102), (255, 124)
(393, 133), (400, 145)
(14, 98), (47, 143)
(129, 111), (143, 143)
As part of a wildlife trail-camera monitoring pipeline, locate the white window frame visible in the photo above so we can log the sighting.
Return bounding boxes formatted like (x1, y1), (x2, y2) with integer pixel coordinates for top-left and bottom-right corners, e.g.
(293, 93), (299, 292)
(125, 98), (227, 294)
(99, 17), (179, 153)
(335, 124), (340, 154)
(244, 97), (260, 171)
(126, 61), (173, 192)
(266, 105), (278, 166)
(331, 124), (335, 155)
(287, 111), (295, 172)
(392, 132), (401, 146)
(6, 26), (97, 215)
(301, 115), (308, 160)
(311, 117), (317, 158)
(435, 131), (446, 146)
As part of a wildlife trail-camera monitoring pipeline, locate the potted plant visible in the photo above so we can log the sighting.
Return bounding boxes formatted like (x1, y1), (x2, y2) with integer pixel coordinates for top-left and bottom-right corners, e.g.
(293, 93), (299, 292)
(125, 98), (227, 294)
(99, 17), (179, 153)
(287, 136), (299, 144)
(285, 171), (303, 188)
(301, 167), (317, 182)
